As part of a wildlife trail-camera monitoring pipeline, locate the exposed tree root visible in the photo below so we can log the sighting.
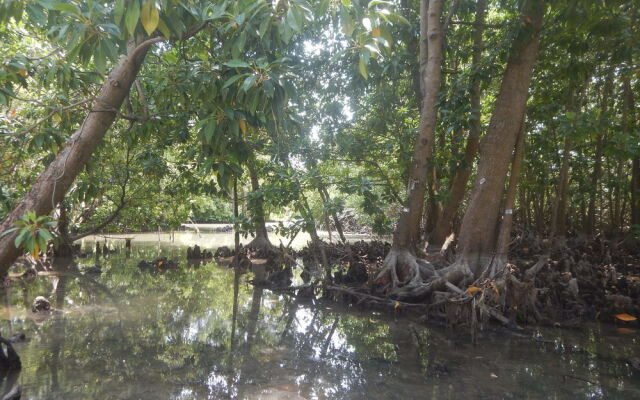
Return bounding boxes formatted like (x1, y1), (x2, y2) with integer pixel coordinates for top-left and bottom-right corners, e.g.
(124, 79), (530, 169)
(375, 249), (436, 289)
(246, 234), (276, 255)
(250, 234), (640, 337)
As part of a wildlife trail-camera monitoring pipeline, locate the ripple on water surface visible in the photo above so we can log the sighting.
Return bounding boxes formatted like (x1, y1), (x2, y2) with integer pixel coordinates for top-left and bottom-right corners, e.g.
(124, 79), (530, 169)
(0, 237), (638, 399)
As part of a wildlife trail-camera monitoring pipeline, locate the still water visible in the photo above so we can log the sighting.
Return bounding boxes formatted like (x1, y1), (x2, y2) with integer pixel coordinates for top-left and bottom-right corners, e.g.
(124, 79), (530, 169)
(0, 233), (638, 399)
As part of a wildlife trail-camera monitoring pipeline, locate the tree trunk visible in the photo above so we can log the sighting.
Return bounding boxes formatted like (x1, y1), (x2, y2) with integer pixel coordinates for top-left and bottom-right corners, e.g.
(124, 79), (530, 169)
(0, 40), (152, 272)
(491, 117), (526, 273)
(622, 74), (639, 227)
(549, 136), (572, 242)
(246, 162), (274, 251)
(395, 0), (443, 251)
(54, 202), (74, 256)
(377, 0), (444, 287)
(430, 0), (486, 247)
(455, 0), (545, 278)
(318, 187), (347, 243)
(587, 72), (612, 234)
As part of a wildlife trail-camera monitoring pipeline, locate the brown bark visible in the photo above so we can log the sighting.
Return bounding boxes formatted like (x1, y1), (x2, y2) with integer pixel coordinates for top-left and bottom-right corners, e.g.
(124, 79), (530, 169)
(232, 178), (241, 265)
(374, 0), (444, 288)
(246, 162), (273, 250)
(392, 0), (444, 251)
(587, 73), (613, 234)
(0, 40), (153, 271)
(549, 136), (572, 241)
(455, 0), (545, 277)
(318, 187), (347, 243)
(622, 74), (639, 227)
(494, 118), (526, 262)
(430, 0), (486, 246)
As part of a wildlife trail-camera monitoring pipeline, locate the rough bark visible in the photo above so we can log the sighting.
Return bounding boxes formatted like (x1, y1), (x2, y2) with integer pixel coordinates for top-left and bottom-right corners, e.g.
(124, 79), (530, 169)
(0, 40), (152, 271)
(430, 0), (486, 246)
(378, 0), (444, 287)
(395, 0), (443, 251)
(455, 0), (545, 277)
(489, 116), (526, 275)
(246, 162), (274, 251)
(54, 202), (74, 256)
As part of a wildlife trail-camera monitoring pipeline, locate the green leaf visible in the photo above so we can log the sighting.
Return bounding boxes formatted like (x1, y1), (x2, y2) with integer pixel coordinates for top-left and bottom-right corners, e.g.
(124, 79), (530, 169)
(125, 0), (141, 36)
(340, 6), (355, 37)
(358, 57), (368, 79)
(157, 18), (171, 38)
(364, 43), (381, 56)
(94, 42), (106, 74)
(258, 16), (271, 38)
(224, 59), (250, 68)
(202, 119), (217, 143)
(223, 73), (246, 89)
(14, 229), (31, 249)
(286, 7), (300, 31)
(241, 74), (258, 92)
(368, 0), (394, 7)
(232, 31), (247, 59)
(140, 0), (159, 36)
(0, 227), (19, 238)
(52, 2), (80, 15)
(38, 228), (54, 241)
(114, 0), (125, 24)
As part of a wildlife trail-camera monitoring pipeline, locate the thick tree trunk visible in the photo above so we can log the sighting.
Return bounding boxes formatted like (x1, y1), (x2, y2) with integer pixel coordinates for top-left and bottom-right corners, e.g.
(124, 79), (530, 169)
(455, 0), (544, 277)
(246, 163), (274, 251)
(0, 41), (152, 271)
(430, 0), (486, 247)
(377, 0), (444, 287)
(393, 0), (443, 251)
(54, 202), (74, 256)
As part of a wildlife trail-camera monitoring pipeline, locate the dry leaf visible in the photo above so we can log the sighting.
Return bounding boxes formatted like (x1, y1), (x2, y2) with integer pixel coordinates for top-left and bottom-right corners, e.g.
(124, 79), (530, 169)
(394, 301), (401, 309)
(490, 373), (498, 378)
(466, 286), (481, 295)
(616, 327), (637, 335)
(615, 313), (637, 322)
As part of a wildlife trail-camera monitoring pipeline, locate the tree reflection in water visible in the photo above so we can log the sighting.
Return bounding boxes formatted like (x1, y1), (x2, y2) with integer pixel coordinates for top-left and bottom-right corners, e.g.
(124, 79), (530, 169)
(0, 246), (637, 399)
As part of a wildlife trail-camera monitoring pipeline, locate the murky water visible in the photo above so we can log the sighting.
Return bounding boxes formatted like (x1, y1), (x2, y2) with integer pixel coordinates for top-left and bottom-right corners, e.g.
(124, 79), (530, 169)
(0, 234), (638, 399)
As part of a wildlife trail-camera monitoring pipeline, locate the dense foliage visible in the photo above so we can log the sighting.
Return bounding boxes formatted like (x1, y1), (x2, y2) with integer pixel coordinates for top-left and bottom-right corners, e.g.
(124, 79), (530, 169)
(0, 0), (638, 266)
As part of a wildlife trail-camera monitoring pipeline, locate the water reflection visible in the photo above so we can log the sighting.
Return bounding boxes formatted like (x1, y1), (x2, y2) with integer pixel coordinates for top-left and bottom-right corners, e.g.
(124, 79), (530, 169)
(0, 242), (637, 399)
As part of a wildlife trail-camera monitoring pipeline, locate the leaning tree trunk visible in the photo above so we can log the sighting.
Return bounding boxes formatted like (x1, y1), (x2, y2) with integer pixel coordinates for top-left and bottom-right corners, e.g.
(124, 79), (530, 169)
(430, 0), (486, 247)
(246, 162), (274, 252)
(377, 0), (444, 287)
(454, 0), (545, 278)
(0, 41), (152, 272)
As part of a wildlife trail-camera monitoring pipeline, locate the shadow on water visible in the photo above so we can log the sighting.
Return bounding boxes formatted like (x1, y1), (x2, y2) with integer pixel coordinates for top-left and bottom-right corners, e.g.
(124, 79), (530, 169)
(0, 237), (638, 399)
